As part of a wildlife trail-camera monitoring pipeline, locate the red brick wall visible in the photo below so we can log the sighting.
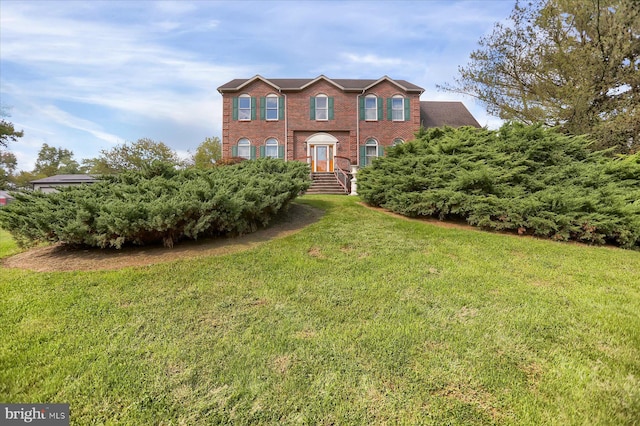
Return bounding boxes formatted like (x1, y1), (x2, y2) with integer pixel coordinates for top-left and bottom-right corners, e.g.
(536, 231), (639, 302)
(221, 80), (286, 158)
(221, 79), (421, 165)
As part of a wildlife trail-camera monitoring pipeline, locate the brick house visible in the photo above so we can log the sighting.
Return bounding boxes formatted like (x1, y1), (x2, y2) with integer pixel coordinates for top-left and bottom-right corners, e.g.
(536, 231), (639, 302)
(217, 75), (479, 193)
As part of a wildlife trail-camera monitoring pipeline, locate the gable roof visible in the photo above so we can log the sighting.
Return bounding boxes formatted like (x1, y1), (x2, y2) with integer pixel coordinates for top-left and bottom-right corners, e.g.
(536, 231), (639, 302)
(420, 101), (481, 128)
(30, 174), (98, 185)
(218, 75), (424, 94)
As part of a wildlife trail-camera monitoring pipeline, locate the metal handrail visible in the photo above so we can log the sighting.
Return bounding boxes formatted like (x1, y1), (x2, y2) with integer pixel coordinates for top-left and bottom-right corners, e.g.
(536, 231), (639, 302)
(333, 156), (352, 194)
(295, 155), (351, 194)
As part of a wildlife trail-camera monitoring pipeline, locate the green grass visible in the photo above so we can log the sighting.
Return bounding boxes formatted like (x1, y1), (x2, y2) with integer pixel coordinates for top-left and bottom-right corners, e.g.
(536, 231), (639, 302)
(1, 196), (639, 425)
(0, 228), (21, 258)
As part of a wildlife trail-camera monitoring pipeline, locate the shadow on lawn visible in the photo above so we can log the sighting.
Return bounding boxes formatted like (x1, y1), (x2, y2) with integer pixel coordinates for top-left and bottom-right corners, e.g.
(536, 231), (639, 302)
(1, 202), (324, 272)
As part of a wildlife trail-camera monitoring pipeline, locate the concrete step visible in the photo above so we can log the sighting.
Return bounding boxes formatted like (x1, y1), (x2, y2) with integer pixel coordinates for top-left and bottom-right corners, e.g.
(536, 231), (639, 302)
(306, 188), (348, 195)
(307, 173), (348, 195)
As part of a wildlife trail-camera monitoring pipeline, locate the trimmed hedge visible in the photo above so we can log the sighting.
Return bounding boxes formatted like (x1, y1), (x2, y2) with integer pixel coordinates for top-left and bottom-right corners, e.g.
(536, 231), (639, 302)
(357, 123), (640, 249)
(0, 159), (311, 249)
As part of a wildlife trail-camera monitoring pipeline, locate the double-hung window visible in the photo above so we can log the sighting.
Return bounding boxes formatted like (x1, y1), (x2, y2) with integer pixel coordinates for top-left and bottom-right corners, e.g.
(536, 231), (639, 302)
(360, 138), (383, 167)
(238, 95), (252, 121)
(360, 95), (382, 121)
(237, 138), (251, 159)
(364, 95), (377, 121)
(265, 138), (279, 158)
(391, 96), (404, 121)
(315, 95), (328, 120)
(266, 95), (278, 120)
(365, 138), (378, 165)
(310, 94), (333, 120)
(387, 96), (410, 121)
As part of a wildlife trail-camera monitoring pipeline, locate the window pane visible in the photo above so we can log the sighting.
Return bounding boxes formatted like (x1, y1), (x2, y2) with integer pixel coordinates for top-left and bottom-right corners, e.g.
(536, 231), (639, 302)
(266, 97), (278, 120)
(365, 97), (377, 120)
(238, 147), (250, 159)
(266, 109), (278, 120)
(266, 146), (278, 158)
(265, 138), (278, 158)
(239, 97), (251, 120)
(315, 96), (328, 120)
(317, 146), (327, 161)
(392, 97), (404, 121)
(238, 139), (250, 159)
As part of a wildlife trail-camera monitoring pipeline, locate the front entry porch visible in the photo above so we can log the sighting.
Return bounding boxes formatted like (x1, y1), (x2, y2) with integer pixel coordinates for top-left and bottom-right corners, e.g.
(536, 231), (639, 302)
(306, 133), (338, 173)
(303, 132), (353, 194)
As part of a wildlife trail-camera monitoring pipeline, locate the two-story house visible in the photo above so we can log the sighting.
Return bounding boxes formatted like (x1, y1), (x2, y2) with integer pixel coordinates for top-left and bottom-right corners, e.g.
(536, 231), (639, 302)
(217, 75), (479, 192)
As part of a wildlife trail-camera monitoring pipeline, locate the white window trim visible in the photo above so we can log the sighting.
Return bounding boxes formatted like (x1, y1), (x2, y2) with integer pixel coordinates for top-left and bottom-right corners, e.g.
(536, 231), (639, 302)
(265, 138), (279, 158)
(238, 94), (251, 121)
(315, 94), (328, 121)
(365, 95), (377, 121)
(237, 138), (251, 159)
(392, 95), (404, 121)
(365, 138), (378, 165)
(266, 94), (279, 121)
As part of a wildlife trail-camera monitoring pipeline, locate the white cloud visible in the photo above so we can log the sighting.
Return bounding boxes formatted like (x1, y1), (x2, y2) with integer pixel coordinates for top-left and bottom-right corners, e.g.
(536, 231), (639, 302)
(0, 2), (249, 169)
(340, 53), (409, 68)
(1, 0), (514, 171)
(37, 105), (122, 145)
(153, 1), (197, 16)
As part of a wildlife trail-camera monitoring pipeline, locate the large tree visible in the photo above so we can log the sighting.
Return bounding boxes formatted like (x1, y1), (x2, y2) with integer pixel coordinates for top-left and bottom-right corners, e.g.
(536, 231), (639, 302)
(0, 151), (18, 190)
(33, 143), (82, 177)
(85, 138), (184, 174)
(440, 0), (640, 152)
(0, 120), (23, 149)
(192, 136), (222, 168)
(0, 108), (24, 148)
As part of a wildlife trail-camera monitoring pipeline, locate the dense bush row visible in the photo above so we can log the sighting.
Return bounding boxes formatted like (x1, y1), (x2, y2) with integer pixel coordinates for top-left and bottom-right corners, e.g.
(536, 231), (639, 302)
(357, 123), (640, 249)
(0, 159), (311, 248)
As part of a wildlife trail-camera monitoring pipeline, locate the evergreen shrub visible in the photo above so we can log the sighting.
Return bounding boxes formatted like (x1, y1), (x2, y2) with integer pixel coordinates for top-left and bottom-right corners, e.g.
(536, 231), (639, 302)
(357, 123), (640, 249)
(0, 159), (311, 248)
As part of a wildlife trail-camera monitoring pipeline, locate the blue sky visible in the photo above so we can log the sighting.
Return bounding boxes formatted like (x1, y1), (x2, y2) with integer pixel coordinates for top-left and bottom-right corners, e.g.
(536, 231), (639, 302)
(1, 0), (515, 171)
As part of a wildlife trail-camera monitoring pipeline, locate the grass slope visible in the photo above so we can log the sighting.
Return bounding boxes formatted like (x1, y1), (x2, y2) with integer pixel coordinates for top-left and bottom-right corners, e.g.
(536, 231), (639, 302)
(1, 196), (639, 425)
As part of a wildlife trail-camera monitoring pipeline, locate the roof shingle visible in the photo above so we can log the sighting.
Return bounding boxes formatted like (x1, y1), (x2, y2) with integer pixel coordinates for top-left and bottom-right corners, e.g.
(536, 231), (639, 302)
(420, 101), (481, 128)
(217, 75), (424, 93)
(30, 174), (98, 185)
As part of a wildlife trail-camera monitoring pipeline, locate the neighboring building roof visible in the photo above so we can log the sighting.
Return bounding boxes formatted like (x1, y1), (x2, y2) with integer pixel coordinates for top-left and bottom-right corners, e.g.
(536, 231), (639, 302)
(420, 101), (481, 128)
(218, 75), (425, 94)
(30, 174), (98, 185)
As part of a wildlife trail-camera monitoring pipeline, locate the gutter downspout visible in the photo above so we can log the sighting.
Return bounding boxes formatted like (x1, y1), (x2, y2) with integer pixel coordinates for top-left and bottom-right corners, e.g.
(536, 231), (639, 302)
(279, 89), (288, 161)
(356, 89), (365, 167)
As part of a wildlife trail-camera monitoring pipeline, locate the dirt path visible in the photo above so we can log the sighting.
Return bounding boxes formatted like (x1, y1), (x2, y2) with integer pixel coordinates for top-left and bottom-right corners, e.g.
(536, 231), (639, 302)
(2, 203), (323, 272)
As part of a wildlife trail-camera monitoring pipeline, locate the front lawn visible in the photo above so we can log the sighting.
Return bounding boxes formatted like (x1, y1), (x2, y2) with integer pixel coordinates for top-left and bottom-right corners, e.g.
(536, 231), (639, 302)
(1, 196), (639, 425)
